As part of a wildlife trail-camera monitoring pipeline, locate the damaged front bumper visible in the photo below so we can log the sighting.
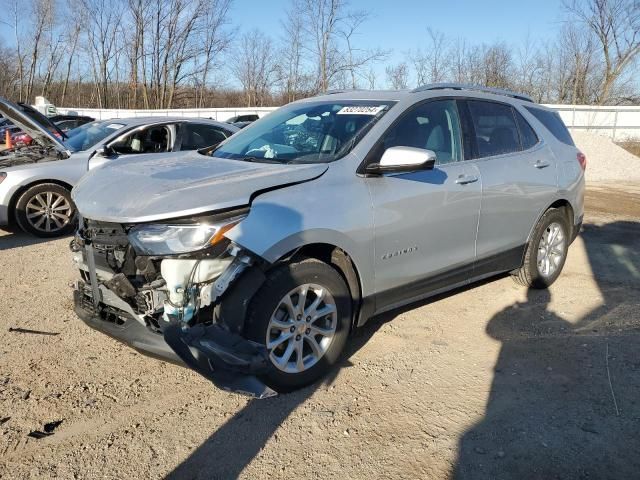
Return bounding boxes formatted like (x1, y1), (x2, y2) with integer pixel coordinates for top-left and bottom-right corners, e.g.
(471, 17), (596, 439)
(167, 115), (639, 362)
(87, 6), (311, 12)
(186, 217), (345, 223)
(74, 281), (276, 399)
(71, 226), (276, 399)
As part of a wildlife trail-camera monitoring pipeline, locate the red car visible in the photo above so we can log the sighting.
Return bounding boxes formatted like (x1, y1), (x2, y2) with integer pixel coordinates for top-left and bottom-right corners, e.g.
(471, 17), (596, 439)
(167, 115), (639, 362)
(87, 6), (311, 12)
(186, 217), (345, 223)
(11, 129), (64, 147)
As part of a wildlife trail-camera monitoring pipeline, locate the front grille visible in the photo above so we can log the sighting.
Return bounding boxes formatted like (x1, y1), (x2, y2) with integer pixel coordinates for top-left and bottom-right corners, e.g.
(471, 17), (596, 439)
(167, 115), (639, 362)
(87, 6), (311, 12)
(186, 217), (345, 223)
(81, 219), (135, 274)
(83, 220), (129, 250)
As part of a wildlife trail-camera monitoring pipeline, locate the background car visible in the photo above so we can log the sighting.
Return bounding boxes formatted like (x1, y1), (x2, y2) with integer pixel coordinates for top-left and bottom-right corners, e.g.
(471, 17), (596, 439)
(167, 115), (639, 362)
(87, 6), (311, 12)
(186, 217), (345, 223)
(226, 113), (260, 123)
(10, 116), (95, 146)
(0, 124), (20, 143)
(0, 98), (239, 237)
(55, 116), (95, 133)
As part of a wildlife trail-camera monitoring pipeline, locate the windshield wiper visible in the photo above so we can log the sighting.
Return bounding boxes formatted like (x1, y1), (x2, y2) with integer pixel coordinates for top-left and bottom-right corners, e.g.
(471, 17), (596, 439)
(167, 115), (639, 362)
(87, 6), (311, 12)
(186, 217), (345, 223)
(241, 156), (282, 164)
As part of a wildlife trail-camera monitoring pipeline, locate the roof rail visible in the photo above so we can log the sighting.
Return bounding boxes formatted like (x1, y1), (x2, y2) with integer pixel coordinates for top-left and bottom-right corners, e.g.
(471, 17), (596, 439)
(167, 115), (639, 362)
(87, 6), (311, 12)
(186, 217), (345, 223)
(324, 88), (366, 95)
(411, 83), (534, 103)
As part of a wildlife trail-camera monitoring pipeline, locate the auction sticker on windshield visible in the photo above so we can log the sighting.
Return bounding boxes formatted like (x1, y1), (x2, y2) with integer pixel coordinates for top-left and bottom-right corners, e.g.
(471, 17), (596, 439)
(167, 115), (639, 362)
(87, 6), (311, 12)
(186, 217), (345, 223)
(337, 106), (386, 115)
(106, 123), (125, 130)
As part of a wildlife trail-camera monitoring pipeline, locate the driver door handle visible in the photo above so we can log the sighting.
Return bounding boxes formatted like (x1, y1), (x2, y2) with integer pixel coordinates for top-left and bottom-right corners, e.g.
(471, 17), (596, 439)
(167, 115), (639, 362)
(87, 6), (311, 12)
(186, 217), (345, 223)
(455, 174), (479, 185)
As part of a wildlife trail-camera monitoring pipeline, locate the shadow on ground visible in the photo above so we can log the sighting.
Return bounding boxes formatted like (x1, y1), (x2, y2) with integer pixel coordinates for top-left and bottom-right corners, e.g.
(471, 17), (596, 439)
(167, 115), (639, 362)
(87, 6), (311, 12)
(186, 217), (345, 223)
(0, 225), (58, 251)
(165, 313), (386, 480)
(165, 275), (503, 480)
(166, 219), (640, 480)
(454, 221), (640, 479)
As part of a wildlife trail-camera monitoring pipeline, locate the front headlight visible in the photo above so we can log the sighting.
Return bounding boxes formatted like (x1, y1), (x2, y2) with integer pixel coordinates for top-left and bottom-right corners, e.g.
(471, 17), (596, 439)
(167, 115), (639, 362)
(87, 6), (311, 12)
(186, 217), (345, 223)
(128, 214), (246, 255)
(0, 173), (6, 184)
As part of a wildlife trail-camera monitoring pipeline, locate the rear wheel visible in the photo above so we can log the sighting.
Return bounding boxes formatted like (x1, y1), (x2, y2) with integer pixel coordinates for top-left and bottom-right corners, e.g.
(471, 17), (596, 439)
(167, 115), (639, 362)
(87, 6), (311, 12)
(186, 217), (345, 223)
(15, 183), (76, 237)
(512, 208), (569, 288)
(245, 258), (351, 392)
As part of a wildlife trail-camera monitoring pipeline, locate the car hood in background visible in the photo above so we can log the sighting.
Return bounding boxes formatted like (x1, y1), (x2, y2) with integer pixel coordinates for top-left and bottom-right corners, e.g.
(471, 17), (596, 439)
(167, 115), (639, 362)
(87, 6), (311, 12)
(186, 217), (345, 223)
(0, 97), (70, 157)
(72, 151), (328, 223)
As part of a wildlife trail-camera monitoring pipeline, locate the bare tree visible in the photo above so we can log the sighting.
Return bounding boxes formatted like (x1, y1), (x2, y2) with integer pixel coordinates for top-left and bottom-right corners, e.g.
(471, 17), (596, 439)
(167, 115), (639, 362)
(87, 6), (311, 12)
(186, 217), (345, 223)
(0, 1), (26, 101)
(59, 0), (84, 106)
(24, 0), (57, 102)
(231, 29), (277, 107)
(194, 0), (233, 107)
(385, 62), (409, 89)
(279, 2), (309, 102)
(564, 0), (640, 103)
(364, 67), (378, 89)
(80, 0), (124, 108)
(294, 0), (384, 92)
(480, 42), (513, 88)
(411, 28), (450, 86)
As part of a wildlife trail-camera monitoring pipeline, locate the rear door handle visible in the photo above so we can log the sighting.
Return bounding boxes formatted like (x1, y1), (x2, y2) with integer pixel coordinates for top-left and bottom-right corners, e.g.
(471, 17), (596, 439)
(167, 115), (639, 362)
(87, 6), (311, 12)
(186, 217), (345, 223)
(455, 174), (479, 185)
(534, 160), (551, 169)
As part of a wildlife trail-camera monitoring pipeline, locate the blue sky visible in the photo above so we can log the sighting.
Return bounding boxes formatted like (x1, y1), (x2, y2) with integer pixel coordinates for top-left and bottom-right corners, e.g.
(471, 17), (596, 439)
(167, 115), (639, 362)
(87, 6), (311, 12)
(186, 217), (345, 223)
(229, 0), (567, 84)
(0, 0), (568, 86)
(233, 0), (565, 60)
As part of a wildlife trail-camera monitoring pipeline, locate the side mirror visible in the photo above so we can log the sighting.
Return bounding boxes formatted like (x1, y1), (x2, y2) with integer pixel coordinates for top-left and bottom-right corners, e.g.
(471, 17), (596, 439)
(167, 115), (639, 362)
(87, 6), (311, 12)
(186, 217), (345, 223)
(94, 145), (113, 158)
(366, 146), (436, 175)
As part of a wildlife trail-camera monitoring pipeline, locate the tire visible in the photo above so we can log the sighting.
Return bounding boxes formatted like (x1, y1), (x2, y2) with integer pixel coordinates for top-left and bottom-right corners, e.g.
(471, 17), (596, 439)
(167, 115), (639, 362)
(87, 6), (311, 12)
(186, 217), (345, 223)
(245, 258), (352, 392)
(512, 208), (570, 289)
(15, 183), (76, 238)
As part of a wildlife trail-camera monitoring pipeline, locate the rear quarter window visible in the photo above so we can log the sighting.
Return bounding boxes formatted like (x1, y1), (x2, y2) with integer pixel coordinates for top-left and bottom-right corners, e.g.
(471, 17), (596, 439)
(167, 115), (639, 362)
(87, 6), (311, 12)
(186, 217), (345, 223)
(524, 107), (574, 146)
(514, 110), (539, 150)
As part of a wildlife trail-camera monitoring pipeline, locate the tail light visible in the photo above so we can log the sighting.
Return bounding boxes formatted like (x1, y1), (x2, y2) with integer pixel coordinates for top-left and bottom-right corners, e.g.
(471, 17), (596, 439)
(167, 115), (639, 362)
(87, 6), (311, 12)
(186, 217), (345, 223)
(577, 152), (587, 170)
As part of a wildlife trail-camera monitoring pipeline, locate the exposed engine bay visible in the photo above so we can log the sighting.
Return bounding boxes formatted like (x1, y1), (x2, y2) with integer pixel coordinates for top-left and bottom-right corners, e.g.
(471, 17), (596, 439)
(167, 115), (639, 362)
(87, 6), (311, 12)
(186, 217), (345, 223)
(71, 217), (276, 398)
(0, 144), (65, 168)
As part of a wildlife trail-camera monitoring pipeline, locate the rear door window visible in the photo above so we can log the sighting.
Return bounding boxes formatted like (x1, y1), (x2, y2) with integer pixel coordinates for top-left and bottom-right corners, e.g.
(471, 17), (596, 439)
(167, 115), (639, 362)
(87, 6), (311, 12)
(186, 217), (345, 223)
(514, 109), (539, 150)
(468, 100), (521, 158)
(524, 107), (575, 146)
(180, 123), (231, 151)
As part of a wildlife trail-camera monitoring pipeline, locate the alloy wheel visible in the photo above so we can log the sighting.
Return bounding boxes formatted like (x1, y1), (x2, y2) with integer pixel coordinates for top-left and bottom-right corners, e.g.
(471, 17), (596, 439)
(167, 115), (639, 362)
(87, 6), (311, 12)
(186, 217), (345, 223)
(24, 191), (74, 234)
(266, 283), (338, 374)
(537, 221), (566, 278)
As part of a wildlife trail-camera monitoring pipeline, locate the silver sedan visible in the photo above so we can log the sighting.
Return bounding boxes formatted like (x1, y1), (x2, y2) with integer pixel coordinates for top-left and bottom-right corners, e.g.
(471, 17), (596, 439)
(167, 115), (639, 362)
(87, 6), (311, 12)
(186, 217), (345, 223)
(0, 99), (238, 237)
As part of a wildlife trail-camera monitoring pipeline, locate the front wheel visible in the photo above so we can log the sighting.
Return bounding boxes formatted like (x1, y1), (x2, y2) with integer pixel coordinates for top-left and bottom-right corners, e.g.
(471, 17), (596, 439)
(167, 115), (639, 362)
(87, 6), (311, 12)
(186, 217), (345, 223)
(245, 259), (352, 392)
(512, 208), (570, 289)
(15, 183), (76, 238)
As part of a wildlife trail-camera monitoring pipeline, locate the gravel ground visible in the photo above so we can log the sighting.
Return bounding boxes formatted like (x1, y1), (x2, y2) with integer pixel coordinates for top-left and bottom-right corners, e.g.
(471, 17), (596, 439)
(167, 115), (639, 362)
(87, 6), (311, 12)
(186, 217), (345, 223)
(0, 183), (638, 479)
(572, 131), (640, 183)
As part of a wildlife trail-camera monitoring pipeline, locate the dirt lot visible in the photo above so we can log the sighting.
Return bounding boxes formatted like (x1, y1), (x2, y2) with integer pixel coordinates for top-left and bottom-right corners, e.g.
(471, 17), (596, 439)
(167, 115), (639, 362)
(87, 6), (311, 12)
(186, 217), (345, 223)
(0, 185), (639, 480)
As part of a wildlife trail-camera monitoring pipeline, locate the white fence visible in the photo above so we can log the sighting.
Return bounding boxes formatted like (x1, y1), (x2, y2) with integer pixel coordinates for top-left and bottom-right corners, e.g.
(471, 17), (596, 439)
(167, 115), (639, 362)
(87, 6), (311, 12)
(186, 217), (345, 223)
(549, 104), (640, 141)
(55, 106), (277, 122)
(57, 104), (640, 141)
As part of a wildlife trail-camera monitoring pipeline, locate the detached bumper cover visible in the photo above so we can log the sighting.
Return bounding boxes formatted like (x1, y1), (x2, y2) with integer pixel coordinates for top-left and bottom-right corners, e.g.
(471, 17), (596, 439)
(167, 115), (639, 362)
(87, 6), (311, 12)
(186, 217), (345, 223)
(73, 286), (276, 398)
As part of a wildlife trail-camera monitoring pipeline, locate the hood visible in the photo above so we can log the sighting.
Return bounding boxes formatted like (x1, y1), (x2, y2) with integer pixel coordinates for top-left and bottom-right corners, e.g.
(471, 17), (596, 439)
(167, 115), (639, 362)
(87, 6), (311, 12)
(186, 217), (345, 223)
(0, 97), (70, 157)
(73, 151), (328, 223)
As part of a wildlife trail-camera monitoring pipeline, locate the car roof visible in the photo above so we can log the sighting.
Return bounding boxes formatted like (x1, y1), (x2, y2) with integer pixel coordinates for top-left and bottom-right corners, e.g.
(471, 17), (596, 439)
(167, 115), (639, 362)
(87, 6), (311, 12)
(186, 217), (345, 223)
(92, 116), (240, 131)
(299, 83), (551, 110)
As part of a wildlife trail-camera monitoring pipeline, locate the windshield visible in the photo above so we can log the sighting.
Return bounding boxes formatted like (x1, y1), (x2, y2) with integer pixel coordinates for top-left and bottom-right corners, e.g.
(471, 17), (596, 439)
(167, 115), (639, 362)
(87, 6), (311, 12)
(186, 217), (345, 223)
(210, 100), (394, 163)
(64, 121), (126, 151)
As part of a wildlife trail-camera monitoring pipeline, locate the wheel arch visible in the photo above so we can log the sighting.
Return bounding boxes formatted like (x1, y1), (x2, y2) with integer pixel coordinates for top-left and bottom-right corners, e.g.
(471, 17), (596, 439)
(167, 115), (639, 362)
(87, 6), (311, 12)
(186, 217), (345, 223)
(526, 198), (576, 248)
(8, 178), (74, 224)
(275, 242), (364, 331)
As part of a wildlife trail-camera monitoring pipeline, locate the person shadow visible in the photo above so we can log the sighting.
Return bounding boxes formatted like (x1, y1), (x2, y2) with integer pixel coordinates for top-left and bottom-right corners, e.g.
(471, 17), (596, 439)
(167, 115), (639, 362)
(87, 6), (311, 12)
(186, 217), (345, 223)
(165, 304), (387, 480)
(453, 220), (640, 479)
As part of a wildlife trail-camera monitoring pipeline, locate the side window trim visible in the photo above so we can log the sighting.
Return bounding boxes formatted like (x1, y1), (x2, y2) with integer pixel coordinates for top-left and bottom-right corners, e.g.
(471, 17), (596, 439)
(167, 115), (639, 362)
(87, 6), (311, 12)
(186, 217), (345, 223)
(456, 99), (478, 161)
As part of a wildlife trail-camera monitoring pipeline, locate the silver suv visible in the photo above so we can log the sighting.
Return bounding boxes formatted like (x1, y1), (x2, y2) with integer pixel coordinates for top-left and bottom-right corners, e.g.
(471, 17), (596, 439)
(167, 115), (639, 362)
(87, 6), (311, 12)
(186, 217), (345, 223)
(71, 84), (585, 398)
